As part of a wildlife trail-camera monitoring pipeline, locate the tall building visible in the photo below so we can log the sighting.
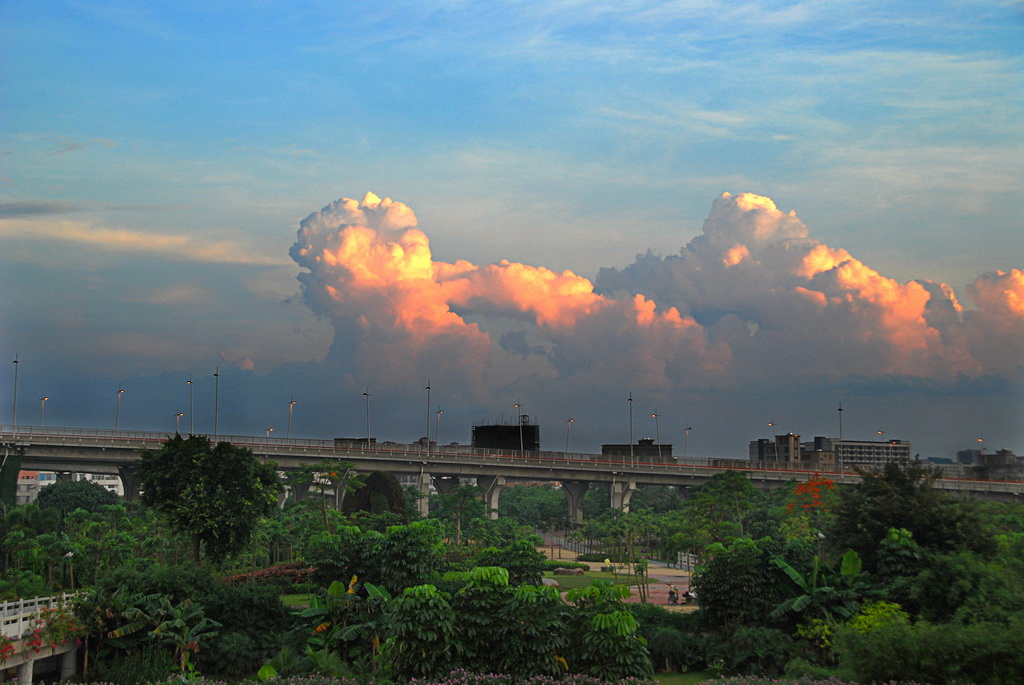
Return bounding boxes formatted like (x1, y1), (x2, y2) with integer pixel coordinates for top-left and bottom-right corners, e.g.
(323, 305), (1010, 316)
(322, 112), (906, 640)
(749, 434), (910, 470)
(808, 436), (912, 468)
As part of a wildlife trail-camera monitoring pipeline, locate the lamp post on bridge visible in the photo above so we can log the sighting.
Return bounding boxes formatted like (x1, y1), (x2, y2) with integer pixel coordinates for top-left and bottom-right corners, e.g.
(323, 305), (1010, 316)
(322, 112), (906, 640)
(425, 380), (431, 459)
(363, 387), (371, 445)
(39, 396), (48, 427)
(213, 367), (220, 437)
(628, 393), (634, 466)
(287, 398), (296, 438)
(435, 408), (443, 451)
(837, 402), (844, 474)
(115, 387), (124, 432)
(651, 412), (661, 460)
(10, 354), (18, 429)
(565, 416), (573, 453)
(187, 375), (194, 435)
(514, 401), (524, 454)
(683, 425), (692, 459)
(175, 412), (184, 432)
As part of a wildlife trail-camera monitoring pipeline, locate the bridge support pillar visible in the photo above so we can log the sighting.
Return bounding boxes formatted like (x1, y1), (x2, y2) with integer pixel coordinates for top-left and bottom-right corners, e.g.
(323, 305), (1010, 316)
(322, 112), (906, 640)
(116, 465), (140, 502)
(431, 475), (459, 496)
(416, 471), (432, 518)
(476, 475), (505, 519)
(60, 646), (77, 681)
(610, 479), (636, 512)
(561, 481), (589, 524)
(16, 656), (33, 685)
(288, 480), (312, 503)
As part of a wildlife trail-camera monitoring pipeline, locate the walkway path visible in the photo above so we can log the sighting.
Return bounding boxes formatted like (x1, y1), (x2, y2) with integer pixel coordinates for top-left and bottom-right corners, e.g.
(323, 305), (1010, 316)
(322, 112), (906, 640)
(538, 535), (698, 612)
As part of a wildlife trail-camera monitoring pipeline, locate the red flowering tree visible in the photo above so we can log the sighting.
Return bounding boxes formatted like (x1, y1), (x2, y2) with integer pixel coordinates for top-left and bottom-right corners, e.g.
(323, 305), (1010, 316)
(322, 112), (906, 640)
(782, 474), (837, 542)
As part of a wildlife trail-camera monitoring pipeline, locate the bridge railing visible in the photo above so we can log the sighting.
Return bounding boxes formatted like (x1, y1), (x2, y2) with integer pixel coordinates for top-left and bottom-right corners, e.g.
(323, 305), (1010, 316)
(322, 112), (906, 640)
(0, 593), (76, 640)
(5, 427), (1023, 495)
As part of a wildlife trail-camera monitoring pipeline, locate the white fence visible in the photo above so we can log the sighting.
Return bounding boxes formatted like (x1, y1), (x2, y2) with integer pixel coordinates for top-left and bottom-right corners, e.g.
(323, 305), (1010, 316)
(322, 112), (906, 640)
(0, 594), (76, 640)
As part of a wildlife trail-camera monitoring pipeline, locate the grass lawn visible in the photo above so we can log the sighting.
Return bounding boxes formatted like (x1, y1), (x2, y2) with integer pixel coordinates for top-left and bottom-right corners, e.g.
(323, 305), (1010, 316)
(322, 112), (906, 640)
(281, 593), (313, 608)
(543, 570), (653, 590)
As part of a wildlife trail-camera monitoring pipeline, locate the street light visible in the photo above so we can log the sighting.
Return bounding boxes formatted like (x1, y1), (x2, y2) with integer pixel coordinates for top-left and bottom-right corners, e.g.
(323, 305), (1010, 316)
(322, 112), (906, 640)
(628, 393), (634, 466)
(10, 354), (18, 428)
(115, 387), (124, 432)
(40, 396), (48, 427)
(213, 367), (220, 436)
(363, 387), (371, 444)
(425, 380), (431, 458)
(651, 412), (661, 460)
(265, 427), (274, 438)
(287, 398), (297, 438)
(565, 416), (573, 453)
(175, 412), (184, 432)
(187, 375), (194, 434)
(684, 426), (692, 459)
(837, 402), (844, 474)
(514, 401), (524, 453)
(435, 408), (443, 449)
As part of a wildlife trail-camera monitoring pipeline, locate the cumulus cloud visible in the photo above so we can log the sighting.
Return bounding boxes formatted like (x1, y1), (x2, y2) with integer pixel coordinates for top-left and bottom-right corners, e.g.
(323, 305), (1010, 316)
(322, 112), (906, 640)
(291, 191), (1023, 408)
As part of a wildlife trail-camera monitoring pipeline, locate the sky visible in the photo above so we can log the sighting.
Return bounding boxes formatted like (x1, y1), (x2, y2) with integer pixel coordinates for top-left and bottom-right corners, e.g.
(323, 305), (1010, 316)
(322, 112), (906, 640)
(1, 1), (1022, 461)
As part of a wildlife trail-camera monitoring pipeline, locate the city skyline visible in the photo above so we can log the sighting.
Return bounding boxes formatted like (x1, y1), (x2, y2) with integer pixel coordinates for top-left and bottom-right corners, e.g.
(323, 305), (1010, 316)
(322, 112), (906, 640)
(1, 2), (1022, 459)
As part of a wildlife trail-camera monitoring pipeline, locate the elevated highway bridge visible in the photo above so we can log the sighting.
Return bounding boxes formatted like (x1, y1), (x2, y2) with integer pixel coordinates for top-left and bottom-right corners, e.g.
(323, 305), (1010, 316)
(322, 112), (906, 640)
(3, 427), (1021, 521)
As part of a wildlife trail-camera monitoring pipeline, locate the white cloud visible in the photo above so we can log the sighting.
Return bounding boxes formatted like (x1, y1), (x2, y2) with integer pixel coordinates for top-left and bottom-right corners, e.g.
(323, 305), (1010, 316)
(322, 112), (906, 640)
(0, 218), (292, 266)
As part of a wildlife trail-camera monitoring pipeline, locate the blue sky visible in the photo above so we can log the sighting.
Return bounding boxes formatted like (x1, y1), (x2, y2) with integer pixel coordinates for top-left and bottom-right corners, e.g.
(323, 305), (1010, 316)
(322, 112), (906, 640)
(1, 1), (1022, 460)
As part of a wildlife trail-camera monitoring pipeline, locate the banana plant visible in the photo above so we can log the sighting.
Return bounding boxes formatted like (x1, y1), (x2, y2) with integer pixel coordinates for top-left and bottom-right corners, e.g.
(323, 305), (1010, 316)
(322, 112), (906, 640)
(150, 597), (222, 674)
(771, 549), (872, 621)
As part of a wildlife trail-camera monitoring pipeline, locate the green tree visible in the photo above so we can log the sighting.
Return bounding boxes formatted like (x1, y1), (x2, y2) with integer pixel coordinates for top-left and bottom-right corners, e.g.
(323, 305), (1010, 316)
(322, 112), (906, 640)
(499, 583), (570, 677)
(565, 581), (654, 679)
(371, 520), (446, 594)
(829, 462), (986, 569)
(378, 584), (458, 680)
(694, 536), (792, 631)
(451, 566), (514, 672)
(345, 471), (406, 521)
(36, 478), (121, 516)
(136, 435), (281, 563)
(433, 484), (485, 546)
(498, 484), (570, 528)
(472, 539), (547, 585)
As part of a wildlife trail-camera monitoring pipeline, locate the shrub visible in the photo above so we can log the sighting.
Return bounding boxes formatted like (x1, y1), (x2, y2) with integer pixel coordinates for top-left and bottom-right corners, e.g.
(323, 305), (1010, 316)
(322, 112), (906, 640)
(836, 617), (1024, 685)
(543, 560), (590, 571)
(576, 553), (628, 563)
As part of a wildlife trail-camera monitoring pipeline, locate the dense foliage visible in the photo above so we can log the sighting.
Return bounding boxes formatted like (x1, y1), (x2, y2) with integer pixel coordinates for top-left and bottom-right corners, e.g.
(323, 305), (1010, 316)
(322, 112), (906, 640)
(2, 441), (1023, 684)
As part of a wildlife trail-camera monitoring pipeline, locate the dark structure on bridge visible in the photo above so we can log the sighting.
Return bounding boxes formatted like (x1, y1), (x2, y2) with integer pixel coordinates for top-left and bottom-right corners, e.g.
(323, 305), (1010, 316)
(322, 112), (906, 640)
(602, 437), (674, 463)
(472, 416), (540, 451)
